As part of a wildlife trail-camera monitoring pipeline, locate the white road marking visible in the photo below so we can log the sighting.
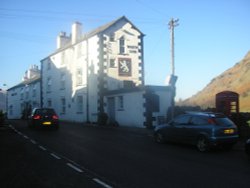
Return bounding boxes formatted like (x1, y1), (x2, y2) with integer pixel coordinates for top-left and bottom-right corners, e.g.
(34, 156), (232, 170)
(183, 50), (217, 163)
(66, 163), (83, 173)
(39, 145), (47, 151)
(50, 153), (61, 160)
(8, 124), (115, 188)
(92, 178), (113, 188)
(17, 131), (23, 135)
(23, 135), (29, 139)
(30, 139), (37, 144)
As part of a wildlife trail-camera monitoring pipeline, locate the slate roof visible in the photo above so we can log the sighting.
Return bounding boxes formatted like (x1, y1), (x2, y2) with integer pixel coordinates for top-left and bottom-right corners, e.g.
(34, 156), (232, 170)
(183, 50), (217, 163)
(7, 75), (41, 91)
(41, 16), (144, 61)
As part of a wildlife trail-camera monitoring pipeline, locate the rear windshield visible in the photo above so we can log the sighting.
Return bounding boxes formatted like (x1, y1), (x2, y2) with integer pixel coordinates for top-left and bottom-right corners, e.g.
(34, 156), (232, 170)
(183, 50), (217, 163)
(34, 109), (55, 115)
(215, 117), (234, 126)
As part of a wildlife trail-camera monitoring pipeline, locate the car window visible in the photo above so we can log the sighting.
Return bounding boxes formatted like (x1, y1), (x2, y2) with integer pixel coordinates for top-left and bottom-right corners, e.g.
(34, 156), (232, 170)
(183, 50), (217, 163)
(173, 115), (191, 125)
(215, 117), (234, 126)
(34, 109), (55, 115)
(34, 109), (42, 115)
(191, 116), (208, 125)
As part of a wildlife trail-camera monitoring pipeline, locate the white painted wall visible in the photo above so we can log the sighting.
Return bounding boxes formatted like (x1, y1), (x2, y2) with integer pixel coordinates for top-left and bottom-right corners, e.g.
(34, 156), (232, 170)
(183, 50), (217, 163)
(103, 21), (143, 90)
(105, 91), (145, 127)
(42, 18), (144, 123)
(7, 80), (41, 119)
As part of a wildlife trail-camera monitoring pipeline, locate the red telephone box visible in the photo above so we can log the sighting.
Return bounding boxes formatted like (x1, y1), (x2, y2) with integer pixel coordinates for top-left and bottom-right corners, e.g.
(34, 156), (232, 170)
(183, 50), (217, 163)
(216, 91), (239, 117)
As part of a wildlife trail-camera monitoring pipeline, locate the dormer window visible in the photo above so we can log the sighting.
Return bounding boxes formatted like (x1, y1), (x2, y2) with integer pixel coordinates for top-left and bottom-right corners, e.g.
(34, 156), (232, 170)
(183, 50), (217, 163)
(119, 36), (125, 54)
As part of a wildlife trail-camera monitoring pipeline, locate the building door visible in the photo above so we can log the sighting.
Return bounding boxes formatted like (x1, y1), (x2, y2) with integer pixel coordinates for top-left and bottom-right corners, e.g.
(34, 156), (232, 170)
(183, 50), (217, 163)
(107, 97), (115, 122)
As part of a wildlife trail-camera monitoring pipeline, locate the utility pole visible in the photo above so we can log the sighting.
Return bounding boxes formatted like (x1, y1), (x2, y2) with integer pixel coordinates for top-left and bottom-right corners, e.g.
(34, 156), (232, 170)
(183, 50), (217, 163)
(168, 18), (179, 120)
(168, 18), (179, 75)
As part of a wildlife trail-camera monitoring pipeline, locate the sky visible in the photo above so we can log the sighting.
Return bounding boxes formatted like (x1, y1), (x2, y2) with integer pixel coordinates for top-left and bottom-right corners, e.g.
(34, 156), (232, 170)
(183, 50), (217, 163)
(0, 0), (249, 100)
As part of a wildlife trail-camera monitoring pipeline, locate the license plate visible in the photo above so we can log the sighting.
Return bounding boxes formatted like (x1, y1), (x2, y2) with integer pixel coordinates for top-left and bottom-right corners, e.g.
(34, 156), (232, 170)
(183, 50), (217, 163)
(43, 122), (51, 125)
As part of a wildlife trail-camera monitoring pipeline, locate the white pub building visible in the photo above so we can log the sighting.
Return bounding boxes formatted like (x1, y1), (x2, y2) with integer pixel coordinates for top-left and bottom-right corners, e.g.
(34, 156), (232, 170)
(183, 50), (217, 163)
(8, 16), (172, 128)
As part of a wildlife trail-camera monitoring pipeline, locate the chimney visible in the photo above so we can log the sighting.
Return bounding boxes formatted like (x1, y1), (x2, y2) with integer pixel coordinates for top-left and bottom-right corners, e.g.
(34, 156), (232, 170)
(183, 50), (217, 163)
(57, 32), (70, 49)
(71, 22), (82, 44)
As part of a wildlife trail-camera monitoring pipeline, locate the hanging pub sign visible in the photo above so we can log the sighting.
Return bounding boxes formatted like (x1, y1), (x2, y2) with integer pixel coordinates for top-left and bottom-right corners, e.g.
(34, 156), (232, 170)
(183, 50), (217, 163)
(118, 58), (132, 76)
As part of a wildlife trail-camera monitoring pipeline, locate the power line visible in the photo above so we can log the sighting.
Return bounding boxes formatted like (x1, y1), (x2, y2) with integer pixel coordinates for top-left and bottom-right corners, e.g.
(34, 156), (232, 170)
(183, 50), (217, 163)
(135, 0), (170, 18)
(0, 8), (165, 25)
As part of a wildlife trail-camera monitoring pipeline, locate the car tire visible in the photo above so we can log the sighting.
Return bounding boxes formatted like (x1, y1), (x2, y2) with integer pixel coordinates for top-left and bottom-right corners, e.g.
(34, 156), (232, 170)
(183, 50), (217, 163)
(154, 132), (165, 144)
(196, 136), (209, 152)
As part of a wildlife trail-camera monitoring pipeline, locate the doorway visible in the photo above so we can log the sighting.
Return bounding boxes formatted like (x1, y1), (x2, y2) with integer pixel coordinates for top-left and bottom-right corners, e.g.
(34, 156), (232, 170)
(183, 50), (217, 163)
(107, 97), (115, 122)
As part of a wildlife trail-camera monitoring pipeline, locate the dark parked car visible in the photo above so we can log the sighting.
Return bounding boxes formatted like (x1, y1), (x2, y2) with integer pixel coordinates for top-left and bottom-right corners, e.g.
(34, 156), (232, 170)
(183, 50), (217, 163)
(245, 138), (250, 158)
(28, 108), (59, 129)
(154, 112), (239, 152)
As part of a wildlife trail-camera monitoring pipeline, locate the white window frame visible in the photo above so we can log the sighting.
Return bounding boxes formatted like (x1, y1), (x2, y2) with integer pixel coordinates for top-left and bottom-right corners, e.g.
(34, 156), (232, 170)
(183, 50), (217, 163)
(47, 77), (52, 93)
(60, 72), (66, 90)
(76, 68), (83, 86)
(61, 98), (66, 114)
(119, 36), (125, 54)
(117, 96), (124, 110)
(76, 95), (83, 113)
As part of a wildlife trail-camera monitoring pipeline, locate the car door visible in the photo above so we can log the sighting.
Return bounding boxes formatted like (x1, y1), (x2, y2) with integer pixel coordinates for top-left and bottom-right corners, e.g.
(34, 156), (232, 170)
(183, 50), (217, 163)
(171, 115), (192, 143)
(188, 116), (209, 144)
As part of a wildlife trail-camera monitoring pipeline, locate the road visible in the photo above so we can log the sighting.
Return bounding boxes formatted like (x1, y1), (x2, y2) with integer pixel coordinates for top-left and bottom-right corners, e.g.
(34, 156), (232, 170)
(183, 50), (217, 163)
(1, 120), (250, 188)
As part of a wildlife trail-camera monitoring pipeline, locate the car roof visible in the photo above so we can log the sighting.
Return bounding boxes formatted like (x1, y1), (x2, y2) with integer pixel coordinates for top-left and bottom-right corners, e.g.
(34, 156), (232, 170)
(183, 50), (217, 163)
(185, 111), (225, 118)
(33, 108), (54, 110)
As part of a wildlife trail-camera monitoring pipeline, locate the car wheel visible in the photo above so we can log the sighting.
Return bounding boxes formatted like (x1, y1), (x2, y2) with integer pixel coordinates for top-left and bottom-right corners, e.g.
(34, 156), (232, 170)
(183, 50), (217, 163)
(154, 132), (165, 144)
(196, 136), (209, 152)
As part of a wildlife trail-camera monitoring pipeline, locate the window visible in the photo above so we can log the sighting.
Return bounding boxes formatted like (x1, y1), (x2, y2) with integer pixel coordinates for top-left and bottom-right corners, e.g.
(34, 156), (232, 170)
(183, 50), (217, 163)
(25, 87), (29, 99)
(110, 34), (115, 42)
(61, 98), (66, 114)
(20, 88), (24, 100)
(173, 115), (191, 125)
(60, 73), (66, 89)
(47, 99), (52, 107)
(76, 68), (83, 86)
(119, 36), (125, 54)
(47, 77), (52, 92)
(32, 85), (36, 97)
(118, 96), (124, 110)
(76, 96), (83, 113)
(47, 61), (51, 70)
(191, 116), (208, 125)
(9, 105), (13, 115)
(109, 59), (116, 68)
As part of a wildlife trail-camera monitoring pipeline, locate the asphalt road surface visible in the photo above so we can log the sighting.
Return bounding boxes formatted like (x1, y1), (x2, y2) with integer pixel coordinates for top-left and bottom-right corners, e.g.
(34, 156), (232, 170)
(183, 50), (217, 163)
(1, 120), (250, 188)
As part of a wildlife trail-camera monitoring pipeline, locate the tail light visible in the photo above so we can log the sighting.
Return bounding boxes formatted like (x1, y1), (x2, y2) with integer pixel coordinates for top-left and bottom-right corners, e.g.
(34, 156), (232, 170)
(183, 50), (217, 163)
(52, 115), (59, 120)
(33, 115), (41, 120)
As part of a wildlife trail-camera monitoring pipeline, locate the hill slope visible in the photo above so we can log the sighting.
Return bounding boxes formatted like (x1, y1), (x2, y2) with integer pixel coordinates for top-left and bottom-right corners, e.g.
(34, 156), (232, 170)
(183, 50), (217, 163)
(179, 51), (250, 112)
